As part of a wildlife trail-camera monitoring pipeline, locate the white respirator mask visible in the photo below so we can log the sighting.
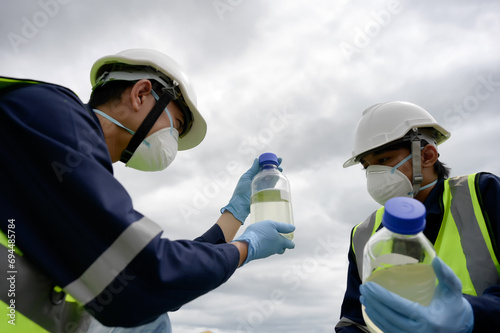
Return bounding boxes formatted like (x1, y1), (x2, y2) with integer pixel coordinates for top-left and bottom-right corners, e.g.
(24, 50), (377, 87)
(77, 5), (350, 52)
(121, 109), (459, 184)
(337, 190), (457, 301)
(366, 152), (436, 206)
(93, 109), (178, 171)
(126, 127), (178, 171)
(366, 164), (414, 206)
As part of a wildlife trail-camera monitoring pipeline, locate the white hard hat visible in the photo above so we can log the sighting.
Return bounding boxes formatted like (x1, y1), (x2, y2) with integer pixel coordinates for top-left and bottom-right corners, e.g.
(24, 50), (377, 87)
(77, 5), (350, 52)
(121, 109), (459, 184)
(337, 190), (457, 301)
(90, 49), (207, 151)
(343, 101), (451, 168)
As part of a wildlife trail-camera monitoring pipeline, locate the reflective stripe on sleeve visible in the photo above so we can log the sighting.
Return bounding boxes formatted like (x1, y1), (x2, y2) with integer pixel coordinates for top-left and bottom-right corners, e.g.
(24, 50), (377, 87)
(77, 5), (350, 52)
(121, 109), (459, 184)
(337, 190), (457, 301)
(335, 317), (371, 332)
(63, 217), (163, 304)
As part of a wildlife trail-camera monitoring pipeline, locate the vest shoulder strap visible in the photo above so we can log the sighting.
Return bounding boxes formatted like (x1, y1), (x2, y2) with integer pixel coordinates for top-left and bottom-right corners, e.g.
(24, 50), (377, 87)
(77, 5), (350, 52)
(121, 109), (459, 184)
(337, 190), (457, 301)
(0, 77), (42, 95)
(438, 174), (500, 295)
(352, 208), (384, 276)
(0, 76), (73, 97)
(0, 229), (91, 332)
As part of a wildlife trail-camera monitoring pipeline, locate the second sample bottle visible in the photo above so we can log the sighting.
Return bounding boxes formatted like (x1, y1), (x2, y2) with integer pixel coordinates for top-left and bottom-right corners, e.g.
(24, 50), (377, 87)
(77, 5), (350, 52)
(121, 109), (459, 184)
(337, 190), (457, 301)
(362, 197), (437, 333)
(250, 153), (294, 240)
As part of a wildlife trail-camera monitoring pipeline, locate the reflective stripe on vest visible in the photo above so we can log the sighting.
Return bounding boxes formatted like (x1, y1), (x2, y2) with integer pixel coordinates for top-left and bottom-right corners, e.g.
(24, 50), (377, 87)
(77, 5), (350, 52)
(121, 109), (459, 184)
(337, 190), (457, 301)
(352, 174), (500, 296)
(1, 77), (90, 332)
(0, 231), (90, 332)
(1, 77), (164, 329)
(436, 174), (500, 295)
(63, 217), (162, 304)
(0, 216), (162, 332)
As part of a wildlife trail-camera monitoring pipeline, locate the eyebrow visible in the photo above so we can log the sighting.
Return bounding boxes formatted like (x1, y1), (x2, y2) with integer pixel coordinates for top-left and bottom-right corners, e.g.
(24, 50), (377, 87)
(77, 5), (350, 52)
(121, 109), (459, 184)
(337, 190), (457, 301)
(359, 149), (386, 165)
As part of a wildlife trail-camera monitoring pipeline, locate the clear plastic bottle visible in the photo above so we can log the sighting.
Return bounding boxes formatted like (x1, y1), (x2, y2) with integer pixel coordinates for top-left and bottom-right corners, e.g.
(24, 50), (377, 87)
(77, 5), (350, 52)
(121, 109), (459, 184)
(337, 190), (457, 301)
(250, 153), (294, 240)
(362, 197), (436, 333)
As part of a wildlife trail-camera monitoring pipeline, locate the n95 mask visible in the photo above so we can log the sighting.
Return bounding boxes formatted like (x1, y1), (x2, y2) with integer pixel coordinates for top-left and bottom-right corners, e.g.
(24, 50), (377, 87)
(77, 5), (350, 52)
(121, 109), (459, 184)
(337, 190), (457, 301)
(365, 150), (438, 206)
(126, 127), (179, 172)
(366, 164), (414, 206)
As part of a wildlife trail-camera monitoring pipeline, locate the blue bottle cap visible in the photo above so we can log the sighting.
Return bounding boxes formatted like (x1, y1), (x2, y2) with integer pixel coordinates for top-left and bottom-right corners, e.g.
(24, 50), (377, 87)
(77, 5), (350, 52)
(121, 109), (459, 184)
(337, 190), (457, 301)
(259, 152), (278, 166)
(382, 197), (426, 235)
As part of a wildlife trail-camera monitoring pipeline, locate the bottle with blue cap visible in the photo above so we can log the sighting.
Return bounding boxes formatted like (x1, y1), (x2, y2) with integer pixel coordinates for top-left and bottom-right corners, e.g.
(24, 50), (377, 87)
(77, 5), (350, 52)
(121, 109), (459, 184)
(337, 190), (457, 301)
(362, 197), (436, 333)
(250, 153), (294, 240)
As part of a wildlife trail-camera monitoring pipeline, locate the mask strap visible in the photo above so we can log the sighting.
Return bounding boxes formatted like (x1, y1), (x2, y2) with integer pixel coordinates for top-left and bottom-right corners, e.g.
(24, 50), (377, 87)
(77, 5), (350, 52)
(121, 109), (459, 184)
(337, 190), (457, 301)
(120, 91), (173, 163)
(420, 179), (437, 191)
(411, 128), (424, 195)
(151, 90), (174, 136)
(390, 146), (426, 174)
(390, 154), (412, 174)
(93, 109), (135, 136)
(93, 109), (150, 147)
(389, 138), (425, 197)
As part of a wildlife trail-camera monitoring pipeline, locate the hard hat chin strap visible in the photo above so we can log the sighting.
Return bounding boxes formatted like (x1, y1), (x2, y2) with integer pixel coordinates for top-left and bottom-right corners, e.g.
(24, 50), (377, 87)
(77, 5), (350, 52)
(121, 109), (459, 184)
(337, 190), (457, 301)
(410, 128), (423, 196)
(120, 92), (173, 163)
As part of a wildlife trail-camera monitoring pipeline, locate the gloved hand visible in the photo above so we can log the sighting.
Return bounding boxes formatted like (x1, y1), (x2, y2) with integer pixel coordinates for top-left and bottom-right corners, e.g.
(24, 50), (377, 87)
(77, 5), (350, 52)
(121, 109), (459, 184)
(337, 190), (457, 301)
(360, 257), (474, 333)
(233, 220), (295, 266)
(221, 158), (282, 224)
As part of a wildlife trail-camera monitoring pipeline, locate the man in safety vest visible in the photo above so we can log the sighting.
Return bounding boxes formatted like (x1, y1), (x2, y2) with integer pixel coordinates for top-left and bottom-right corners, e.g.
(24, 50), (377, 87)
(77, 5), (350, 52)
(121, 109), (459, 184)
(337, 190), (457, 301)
(336, 101), (500, 332)
(0, 49), (295, 332)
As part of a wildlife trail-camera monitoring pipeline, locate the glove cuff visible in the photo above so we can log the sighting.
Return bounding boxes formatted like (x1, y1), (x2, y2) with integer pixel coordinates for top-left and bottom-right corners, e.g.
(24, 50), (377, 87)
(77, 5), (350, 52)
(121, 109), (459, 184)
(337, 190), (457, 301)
(462, 299), (474, 333)
(232, 235), (256, 266)
(220, 204), (247, 225)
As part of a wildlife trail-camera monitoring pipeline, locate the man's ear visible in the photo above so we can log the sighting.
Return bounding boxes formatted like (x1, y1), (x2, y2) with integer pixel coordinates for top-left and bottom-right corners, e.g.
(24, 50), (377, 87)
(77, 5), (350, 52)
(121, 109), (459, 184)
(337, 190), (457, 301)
(421, 145), (439, 168)
(130, 79), (153, 111)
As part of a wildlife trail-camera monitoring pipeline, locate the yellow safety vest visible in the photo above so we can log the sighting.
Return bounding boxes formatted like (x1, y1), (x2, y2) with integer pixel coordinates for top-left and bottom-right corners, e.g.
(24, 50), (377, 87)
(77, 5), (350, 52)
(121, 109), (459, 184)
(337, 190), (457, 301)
(0, 76), (91, 332)
(352, 174), (500, 296)
(0, 229), (92, 332)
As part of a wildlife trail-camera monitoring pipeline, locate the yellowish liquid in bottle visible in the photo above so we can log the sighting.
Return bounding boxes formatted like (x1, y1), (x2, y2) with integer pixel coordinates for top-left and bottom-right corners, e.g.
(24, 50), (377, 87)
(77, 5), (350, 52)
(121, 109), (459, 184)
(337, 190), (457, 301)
(362, 264), (436, 332)
(250, 189), (294, 240)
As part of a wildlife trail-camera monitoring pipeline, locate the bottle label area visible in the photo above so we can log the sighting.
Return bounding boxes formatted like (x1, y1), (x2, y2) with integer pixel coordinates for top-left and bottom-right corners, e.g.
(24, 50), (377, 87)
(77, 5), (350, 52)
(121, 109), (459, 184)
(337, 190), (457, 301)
(371, 253), (419, 269)
(249, 189), (294, 240)
(251, 189), (291, 203)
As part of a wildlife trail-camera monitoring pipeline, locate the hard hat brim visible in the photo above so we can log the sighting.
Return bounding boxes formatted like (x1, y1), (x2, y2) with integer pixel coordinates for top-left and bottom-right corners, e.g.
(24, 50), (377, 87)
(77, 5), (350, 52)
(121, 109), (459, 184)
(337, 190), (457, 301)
(90, 49), (207, 150)
(343, 101), (451, 168)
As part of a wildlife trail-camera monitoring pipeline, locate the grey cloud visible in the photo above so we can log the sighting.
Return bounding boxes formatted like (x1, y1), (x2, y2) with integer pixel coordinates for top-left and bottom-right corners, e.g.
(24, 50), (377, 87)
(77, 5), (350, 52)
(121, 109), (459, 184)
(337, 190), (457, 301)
(2, 1), (500, 332)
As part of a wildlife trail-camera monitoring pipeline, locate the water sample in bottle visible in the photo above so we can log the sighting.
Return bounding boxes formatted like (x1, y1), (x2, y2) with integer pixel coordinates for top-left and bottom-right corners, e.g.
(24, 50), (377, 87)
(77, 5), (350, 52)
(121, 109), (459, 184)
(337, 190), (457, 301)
(362, 197), (436, 333)
(250, 153), (294, 240)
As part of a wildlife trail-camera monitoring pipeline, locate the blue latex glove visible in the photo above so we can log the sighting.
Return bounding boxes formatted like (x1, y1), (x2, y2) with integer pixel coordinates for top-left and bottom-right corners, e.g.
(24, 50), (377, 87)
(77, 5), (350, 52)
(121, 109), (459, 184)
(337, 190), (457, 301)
(360, 257), (474, 333)
(233, 220), (295, 266)
(221, 158), (282, 224)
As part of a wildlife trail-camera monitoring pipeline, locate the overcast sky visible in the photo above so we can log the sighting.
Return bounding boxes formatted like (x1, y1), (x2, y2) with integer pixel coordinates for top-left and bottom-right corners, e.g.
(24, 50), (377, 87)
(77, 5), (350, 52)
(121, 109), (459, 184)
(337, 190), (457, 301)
(2, 1), (500, 332)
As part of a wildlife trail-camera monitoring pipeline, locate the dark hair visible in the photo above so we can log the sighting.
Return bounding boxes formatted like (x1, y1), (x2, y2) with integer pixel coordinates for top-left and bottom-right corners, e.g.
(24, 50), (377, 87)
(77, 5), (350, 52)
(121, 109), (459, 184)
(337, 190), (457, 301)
(434, 159), (450, 179)
(367, 139), (451, 179)
(88, 75), (195, 137)
(88, 80), (135, 109)
(88, 79), (165, 109)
